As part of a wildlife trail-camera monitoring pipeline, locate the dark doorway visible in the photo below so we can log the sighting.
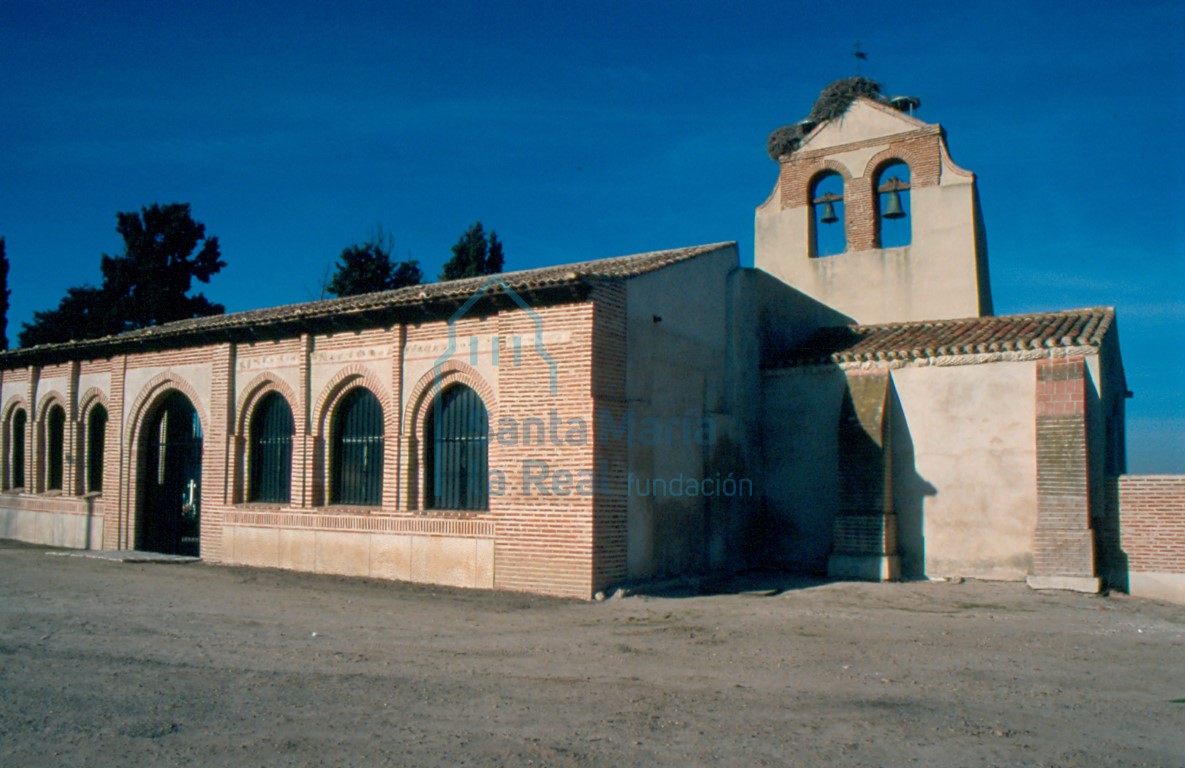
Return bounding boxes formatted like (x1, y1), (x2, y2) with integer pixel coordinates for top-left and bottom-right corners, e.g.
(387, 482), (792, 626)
(138, 391), (203, 556)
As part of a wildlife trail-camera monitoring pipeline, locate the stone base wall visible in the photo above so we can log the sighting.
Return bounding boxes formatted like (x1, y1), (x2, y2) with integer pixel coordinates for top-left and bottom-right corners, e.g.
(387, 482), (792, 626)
(219, 509), (494, 588)
(0, 493), (104, 549)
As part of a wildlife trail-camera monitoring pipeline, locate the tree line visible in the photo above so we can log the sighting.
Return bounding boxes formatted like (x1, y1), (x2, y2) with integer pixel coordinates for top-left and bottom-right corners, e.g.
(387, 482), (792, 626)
(3, 204), (506, 348)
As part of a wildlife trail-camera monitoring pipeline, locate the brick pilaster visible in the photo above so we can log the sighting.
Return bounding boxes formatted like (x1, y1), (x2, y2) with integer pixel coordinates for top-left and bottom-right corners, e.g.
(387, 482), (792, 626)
(26, 366), (38, 493)
(103, 355), (126, 549)
(201, 343), (234, 561)
(293, 333), (313, 508)
(392, 324), (406, 511)
(1031, 356), (1097, 586)
(65, 361), (79, 494)
(382, 325), (402, 512)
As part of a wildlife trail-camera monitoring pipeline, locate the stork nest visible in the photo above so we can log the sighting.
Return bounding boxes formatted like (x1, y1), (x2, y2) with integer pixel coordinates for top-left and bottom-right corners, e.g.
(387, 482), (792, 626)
(767, 77), (896, 160)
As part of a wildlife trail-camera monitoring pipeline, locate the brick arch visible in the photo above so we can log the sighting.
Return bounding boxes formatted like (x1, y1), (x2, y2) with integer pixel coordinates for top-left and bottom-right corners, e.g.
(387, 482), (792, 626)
(235, 372), (299, 505)
(807, 161), (852, 196)
(311, 364), (389, 439)
(125, 372), (209, 455)
(78, 387), (110, 421)
(123, 373), (208, 552)
(35, 390), (68, 421)
(403, 360), (497, 437)
(862, 140), (939, 189)
(780, 157), (854, 210)
(77, 388), (111, 495)
(865, 154), (911, 184)
(865, 155), (914, 250)
(33, 391), (68, 493)
(2, 394), (28, 424)
(235, 372), (299, 437)
(403, 361), (496, 511)
(311, 365), (391, 508)
(1, 396), (29, 491)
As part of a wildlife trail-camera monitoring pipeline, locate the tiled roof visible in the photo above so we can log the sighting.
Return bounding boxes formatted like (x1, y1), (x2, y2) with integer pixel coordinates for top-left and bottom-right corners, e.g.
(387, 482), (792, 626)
(3, 242), (734, 362)
(769, 307), (1115, 368)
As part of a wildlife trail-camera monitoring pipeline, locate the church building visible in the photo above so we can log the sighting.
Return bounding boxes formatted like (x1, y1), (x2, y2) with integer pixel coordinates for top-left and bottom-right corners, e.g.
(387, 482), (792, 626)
(3, 81), (1179, 602)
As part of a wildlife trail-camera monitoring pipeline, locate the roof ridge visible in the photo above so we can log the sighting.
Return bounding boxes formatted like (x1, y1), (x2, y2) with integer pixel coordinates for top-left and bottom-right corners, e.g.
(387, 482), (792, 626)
(772, 306), (1117, 369)
(849, 306), (1114, 333)
(2, 241), (736, 359)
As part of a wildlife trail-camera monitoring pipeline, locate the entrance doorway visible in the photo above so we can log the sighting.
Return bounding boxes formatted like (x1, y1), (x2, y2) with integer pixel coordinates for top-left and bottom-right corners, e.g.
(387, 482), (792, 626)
(138, 391), (203, 556)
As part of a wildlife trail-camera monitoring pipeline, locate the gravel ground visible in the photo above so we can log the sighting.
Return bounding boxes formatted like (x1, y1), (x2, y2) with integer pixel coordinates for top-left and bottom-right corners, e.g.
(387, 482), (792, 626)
(1, 539), (1183, 767)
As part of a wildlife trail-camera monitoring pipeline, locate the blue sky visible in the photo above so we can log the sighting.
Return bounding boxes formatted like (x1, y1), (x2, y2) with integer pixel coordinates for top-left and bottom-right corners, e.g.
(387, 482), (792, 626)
(1, 0), (1182, 471)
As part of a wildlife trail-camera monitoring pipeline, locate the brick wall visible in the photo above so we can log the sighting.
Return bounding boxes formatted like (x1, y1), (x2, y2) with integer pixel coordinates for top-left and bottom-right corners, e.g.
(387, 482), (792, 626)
(777, 128), (943, 253)
(490, 300), (599, 597)
(1107, 476), (1185, 575)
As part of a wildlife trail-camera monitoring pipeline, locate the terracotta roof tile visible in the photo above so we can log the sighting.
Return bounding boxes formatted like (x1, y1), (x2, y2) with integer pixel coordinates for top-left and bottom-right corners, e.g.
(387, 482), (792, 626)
(4, 242), (734, 362)
(769, 307), (1115, 368)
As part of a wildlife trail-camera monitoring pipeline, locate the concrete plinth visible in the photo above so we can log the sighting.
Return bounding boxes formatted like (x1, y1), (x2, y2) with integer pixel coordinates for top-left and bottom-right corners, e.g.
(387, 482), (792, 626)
(1025, 575), (1101, 594)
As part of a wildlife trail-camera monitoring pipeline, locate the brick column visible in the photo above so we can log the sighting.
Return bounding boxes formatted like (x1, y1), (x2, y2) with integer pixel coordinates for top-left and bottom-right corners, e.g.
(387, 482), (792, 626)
(1028, 356), (1100, 593)
(828, 370), (900, 580)
(103, 355), (126, 549)
(845, 175), (877, 253)
(201, 343), (234, 562)
(391, 320), (410, 512)
(26, 366), (38, 493)
(65, 361), (79, 494)
(292, 333), (313, 508)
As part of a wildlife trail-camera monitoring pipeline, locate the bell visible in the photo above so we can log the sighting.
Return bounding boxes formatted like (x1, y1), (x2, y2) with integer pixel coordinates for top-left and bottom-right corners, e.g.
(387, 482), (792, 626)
(819, 199), (839, 224)
(882, 189), (906, 219)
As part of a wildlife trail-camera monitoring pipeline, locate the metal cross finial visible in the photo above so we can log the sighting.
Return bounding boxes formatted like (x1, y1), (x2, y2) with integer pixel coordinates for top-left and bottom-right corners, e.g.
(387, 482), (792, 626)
(854, 41), (868, 75)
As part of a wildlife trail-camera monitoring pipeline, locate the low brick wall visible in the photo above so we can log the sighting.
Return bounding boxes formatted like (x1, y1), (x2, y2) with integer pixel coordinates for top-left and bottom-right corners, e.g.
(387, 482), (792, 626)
(1101, 475), (1185, 603)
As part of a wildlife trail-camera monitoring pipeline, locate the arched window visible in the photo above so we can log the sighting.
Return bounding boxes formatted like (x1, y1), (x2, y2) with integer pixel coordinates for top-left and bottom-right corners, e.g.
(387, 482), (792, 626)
(7, 408), (26, 490)
(810, 171), (846, 257)
(425, 384), (489, 511)
(249, 393), (293, 504)
(331, 388), (383, 506)
(876, 160), (911, 248)
(86, 405), (108, 493)
(46, 404), (65, 492)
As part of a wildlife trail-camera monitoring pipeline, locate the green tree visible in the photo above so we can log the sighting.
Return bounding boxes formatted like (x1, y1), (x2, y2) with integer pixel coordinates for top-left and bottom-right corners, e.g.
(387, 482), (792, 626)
(0, 237), (9, 349)
(325, 228), (423, 297)
(19, 203), (225, 347)
(439, 221), (504, 281)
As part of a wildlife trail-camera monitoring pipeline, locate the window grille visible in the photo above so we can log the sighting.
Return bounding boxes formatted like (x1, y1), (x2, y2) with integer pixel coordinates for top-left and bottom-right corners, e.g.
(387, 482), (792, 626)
(426, 385), (489, 511)
(9, 409), (26, 489)
(249, 393), (293, 503)
(87, 405), (107, 493)
(46, 405), (65, 491)
(331, 388), (383, 506)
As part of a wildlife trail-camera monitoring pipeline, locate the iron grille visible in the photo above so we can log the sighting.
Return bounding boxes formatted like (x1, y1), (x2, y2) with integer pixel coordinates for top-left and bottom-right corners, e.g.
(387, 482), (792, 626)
(10, 409), (25, 489)
(427, 385), (489, 511)
(249, 393), (293, 503)
(46, 405), (65, 491)
(87, 406), (107, 493)
(331, 388), (384, 506)
(140, 392), (202, 557)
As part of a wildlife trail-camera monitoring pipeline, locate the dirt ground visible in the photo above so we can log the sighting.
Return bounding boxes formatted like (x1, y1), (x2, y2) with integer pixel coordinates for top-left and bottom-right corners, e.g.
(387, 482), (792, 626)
(1, 540), (1183, 767)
